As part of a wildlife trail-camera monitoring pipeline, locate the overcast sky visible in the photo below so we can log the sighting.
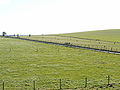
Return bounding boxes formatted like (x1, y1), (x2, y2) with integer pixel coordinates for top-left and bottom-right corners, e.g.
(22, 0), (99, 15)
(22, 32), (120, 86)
(0, 0), (120, 35)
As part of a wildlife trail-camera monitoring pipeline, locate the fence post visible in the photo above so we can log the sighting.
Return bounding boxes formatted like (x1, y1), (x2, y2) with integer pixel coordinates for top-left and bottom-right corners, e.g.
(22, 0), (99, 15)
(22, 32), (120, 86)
(107, 75), (110, 85)
(33, 81), (35, 90)
(3, 81), (4, 90)
(60, 79), (62, 90)
(111, 48), (112, 51)
(85, 77), (87, 88)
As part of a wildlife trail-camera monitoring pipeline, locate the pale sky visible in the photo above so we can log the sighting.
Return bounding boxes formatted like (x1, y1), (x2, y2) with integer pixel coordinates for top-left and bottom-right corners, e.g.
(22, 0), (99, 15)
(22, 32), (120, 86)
(0, 0), (120, 35)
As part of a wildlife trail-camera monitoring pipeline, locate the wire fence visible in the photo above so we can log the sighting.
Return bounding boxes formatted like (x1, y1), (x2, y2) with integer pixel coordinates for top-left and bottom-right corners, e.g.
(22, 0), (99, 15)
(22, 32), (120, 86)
(1, 76), (120, 90)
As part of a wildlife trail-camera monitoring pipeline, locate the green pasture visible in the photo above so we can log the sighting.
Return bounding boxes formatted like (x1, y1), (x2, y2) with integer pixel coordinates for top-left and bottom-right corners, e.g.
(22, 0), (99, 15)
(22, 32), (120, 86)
(58, 29), (120, 42)
(0, 36), (120, 89)
(1, 29), (120, 89)
(21, 29), (120, 52)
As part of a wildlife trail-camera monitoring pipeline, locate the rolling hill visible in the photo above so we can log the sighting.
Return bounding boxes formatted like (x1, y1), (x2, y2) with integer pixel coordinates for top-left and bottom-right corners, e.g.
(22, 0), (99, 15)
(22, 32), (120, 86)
(58, 29), (120, 42)
(1, 29), (120, 89)
(21, 29), (120, 53)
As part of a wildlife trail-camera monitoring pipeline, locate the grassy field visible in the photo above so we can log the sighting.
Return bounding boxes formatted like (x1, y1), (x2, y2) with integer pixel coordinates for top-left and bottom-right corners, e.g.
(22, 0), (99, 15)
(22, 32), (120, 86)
(1, 30), (120, 89)
(21, 29), (120, 52)
(57, 29), (120, 42)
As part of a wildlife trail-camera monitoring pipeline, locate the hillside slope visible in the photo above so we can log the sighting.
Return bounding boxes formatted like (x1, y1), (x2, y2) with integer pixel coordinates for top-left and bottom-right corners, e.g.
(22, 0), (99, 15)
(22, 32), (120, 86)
(21, 29), (120, 53)
(1, 37), (120, 89)
(58, 29), (120, 42)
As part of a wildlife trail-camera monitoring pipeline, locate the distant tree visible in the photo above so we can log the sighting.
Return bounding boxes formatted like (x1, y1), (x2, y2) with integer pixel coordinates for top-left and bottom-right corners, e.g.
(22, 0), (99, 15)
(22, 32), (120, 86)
(29, 34), (31, 37)
(13, 34), (15, 36)
(17, 34), (19, 38)
(2, 32), (6, 36)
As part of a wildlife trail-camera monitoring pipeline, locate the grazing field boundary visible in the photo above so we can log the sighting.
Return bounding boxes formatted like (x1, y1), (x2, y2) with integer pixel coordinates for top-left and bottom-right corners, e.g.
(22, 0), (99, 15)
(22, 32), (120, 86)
(4, 36), (120, 55)
(0, 75), (119, 90)
(50, 35), (120, 43)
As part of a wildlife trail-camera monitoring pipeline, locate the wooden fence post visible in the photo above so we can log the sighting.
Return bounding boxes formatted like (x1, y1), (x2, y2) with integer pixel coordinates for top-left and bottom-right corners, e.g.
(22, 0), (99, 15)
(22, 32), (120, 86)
(85, 77), (87, 88)
(60, 79), (62, 90)
(3, 81), (4, 90)
(111, 48), (112, 51)
(33, 81), (36, 90)
(107, 75), (110, 85)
